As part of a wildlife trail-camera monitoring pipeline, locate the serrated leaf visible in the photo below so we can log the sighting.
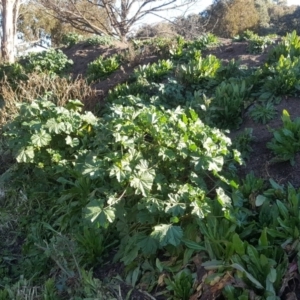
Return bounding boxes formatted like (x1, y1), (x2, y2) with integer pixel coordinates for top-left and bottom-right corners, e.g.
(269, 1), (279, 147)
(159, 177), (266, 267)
(16, 146), (35, 163)
(165, 202), (186, 216)
(31, 130), (52, 147)
(45, 119), (66, 134)
(104, 207), (116, 223)
(110, 161), (131, 182)
(121, 245), (139, 265)
(138, 197), (165, 213)
(137, 235), (158, 255)
(152, 224), (183, 247)
(130, 162), (155, 196)
(81, 111), (98, 125)
(216, 187), (232, 208)
(65, 136), (79, 147)
(85, 199), (103, 223)
(85, 199), (115, 227)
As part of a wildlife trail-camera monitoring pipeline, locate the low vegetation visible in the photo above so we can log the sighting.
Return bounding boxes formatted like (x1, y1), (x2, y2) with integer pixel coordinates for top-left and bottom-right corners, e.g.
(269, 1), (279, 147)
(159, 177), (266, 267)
(1, 30), (300, 299)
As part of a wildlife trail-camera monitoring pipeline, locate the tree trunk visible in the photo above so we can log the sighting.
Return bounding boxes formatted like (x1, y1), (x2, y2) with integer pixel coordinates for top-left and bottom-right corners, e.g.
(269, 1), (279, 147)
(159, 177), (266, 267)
(1, 0), (16, 63)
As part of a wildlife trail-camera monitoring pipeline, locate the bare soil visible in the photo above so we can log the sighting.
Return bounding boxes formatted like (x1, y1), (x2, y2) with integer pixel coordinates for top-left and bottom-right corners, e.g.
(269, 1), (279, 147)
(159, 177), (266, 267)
(61, 39), (300, 299)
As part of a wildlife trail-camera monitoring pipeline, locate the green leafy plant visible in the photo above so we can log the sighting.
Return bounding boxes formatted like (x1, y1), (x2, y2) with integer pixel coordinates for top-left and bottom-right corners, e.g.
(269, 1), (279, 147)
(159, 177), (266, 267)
(231, 128), (254, 160)
(86, 35), (114, 46)
(192, 33), (218, 49)
(133, 59), (173, 82)
(247, 35), (273, 54)
(250, 102), (277, 124)
(87, 54), (121, 82)
(209, 80), (251, 129)
(267, 30), (300, 63)
(176, 54), (221, 87)
(165, 269), (193, 300)
(0, 62), (27, 86)
(262, 55), (300, 96)
(4, 97), (97, 169)
(267, 109), (300, 165)
(22, 49), (73, 75)
(62, 33), (82, 47)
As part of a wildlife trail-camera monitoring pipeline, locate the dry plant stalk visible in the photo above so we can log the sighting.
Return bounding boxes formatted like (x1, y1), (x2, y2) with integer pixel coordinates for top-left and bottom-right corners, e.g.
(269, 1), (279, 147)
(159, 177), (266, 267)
(0, 73), (99, 126)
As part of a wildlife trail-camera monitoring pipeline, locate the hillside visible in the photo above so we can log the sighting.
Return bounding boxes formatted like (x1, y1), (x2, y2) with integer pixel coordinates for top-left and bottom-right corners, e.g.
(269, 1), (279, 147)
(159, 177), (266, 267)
(1, 32), (300, 299)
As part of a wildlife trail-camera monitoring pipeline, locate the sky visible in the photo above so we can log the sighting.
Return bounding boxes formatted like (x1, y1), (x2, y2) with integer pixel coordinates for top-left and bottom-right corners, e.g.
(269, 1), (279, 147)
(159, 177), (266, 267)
(134, 0), (300, 29)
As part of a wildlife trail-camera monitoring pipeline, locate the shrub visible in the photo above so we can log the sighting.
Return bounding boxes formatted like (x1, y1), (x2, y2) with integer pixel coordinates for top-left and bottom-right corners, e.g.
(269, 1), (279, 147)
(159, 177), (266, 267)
(133, 59), (173, 82)
(209, 80), (250, 129)
(262, 55), (300, 96)
(267, 30), (300, 63)
(22, 49), (73, 75)
(87, 54), (121, 82)
(86, 35), (114, 46)
(0, 62), (27, 88)
(62, 33), (82, 47)
(267, 109), (300, 165)
(176, 54), (221, 87)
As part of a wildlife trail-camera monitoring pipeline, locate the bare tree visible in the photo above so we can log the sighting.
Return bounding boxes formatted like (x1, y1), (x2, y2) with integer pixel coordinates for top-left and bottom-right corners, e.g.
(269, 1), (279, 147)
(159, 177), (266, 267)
(1, 0), (23, 62)
(38, 0), (201, 42)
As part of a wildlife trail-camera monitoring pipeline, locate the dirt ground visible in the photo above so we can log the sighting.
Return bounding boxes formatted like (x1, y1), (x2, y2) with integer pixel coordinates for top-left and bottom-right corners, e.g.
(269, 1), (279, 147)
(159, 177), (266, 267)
(61, 39), (300, 299)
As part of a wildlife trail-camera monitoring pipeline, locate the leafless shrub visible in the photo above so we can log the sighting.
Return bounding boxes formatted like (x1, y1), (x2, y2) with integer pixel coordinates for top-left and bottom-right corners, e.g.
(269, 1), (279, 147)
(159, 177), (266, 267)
(0, 73), (98, 126)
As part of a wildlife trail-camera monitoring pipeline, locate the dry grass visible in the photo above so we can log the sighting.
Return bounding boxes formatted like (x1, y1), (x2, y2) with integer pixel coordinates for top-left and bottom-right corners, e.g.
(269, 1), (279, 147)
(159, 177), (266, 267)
(0, 73), (99, 126)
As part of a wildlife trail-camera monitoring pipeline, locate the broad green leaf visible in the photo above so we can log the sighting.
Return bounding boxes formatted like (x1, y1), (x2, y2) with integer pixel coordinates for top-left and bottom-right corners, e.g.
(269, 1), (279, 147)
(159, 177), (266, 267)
(110, 161), (132, 182)
(231, 263), (264, 289)
(201, 260), (224, 270)
(260, 254), (268, 268)
(170, 216), (180, 223)
(45, 119), (66, 134)
(65, 136), (79, 147)
(156, 258), (164, 272)
(137, 196), (165, 213)
(276, 200), (289, 219)
(136, 210), (155, 224)
(207, 156), (224, 172)
(259, 228), (268, 247)
(232, 233), (245, 255)
(256, 195), (267, 206)
(137, 235), (158, 255)
(131, 266), (140, 287)
(66, 99), (84, 111)
(104, 207), (116, 223)
(16, 146), (35, 163)
(216, 187), (232, 208)
(121, 245), (139, 265)
(182, 239), (207, 251)
(81, 111), (98, 125)
(190, 200), (206, 218)
(31, 130), (52, 147)
(165, 202), (186, 216)
(152, 224), (183, 247)
(85, 199), (103, 223)
(130, 162), (155, 196)
(247, 245), (262, 273)
(80, 156), (105, 179)
(84, 199), (115, 227)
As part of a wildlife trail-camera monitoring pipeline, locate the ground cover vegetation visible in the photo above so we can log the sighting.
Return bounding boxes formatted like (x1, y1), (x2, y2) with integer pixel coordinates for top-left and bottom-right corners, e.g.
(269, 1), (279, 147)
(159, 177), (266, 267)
(2, 24), (300, 299)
